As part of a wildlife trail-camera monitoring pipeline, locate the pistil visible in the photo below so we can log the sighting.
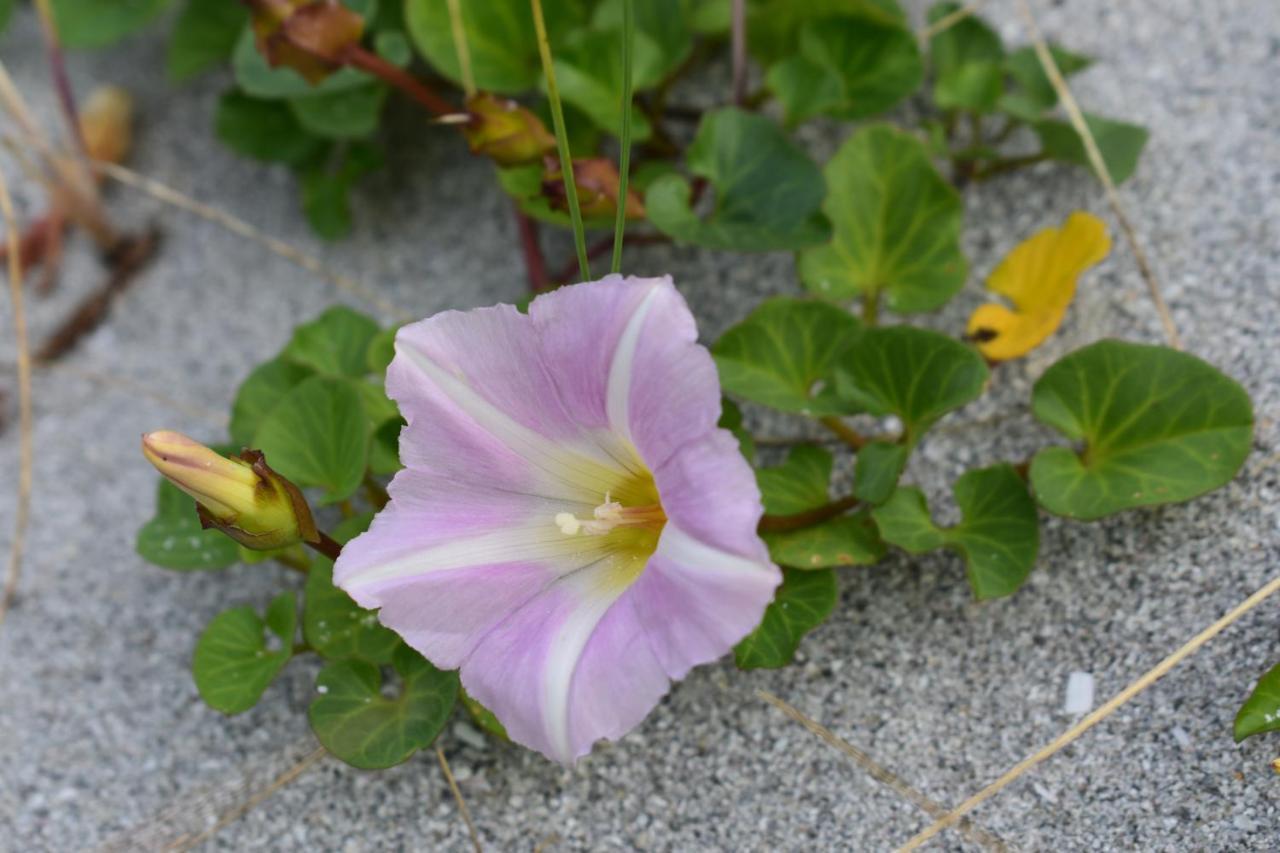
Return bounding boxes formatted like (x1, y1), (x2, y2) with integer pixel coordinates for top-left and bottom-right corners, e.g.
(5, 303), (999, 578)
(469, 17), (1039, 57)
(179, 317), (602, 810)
(555, 494), (665, 536)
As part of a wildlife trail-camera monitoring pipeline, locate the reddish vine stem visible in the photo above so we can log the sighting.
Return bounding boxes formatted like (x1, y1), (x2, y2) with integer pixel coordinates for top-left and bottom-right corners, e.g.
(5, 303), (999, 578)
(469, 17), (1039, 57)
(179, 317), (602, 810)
(819, 416), (869, 451)
(342, 46), (458, 118)
(307, 531), (344, 562)
(758, 495), (861, 534)
(516, 205), (551, 292)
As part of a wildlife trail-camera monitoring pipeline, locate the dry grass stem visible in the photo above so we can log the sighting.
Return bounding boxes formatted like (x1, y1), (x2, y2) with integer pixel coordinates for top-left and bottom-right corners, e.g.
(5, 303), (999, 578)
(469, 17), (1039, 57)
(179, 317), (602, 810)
(896, 572), (1280, 850)
(1015, 0), (1181, 349)
(757, 690), (1007, 851)
(0, 161), (32, 633)
(436, 745), (483, 852)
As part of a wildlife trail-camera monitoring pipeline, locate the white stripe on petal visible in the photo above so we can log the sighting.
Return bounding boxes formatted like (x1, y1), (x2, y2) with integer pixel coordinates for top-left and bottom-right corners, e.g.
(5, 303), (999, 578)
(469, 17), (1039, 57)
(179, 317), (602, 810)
(540, 564), (634, 762)
(656, 524), (776, 580)
(344, 525), (615, 588)
(397, 343), (629, 498)
(606, 284), (662, 441)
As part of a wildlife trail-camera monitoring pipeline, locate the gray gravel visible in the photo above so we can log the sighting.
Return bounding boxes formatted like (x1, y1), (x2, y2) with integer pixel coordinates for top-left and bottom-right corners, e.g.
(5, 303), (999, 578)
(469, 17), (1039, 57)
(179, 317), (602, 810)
(1, 0), (1278, 850)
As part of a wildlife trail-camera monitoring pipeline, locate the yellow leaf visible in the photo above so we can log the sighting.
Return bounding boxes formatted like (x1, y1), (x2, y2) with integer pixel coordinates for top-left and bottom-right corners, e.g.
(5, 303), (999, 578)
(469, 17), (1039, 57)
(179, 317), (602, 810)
(967, 211), (1110, 361)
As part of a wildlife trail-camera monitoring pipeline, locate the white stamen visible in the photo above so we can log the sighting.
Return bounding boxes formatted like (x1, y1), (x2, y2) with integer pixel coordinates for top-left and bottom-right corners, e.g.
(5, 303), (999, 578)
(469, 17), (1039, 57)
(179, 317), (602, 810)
(554, 512), (582, 535)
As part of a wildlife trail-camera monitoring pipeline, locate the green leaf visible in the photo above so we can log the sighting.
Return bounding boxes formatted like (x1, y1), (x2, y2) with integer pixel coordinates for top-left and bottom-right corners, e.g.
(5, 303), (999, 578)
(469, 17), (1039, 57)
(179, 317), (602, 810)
(1033, 113), (1149, 184)
(718, 398), (755, 463)
(232, 26), (372, 99)
(734, 568), (837, 669)
(374, 30), (412, 67)
(836, 325), (988, 441)
(369, 417), (404, 475)
(1234, 663), (1280, 742)
(799, 124), (966, 312)
(229, 357), (315, 447)
(289, 84), (388, 139)
(405, 0), (587, 93)
(1029, 341), (1253, 520)
(284, 306), (381, 378)
(215, 91), (324, 165)
(136, 479), (240, 571)
(1000, 44), (1091, 121)
(645, 108), (830, 251)
(933, 61), (1003, 112)
(713, 298), (861, 415)
(553, 28), (663, 140)
(927, 1), (1002, 74)
(309, 644), (460, 769)
(874, 464), (1039, 599)
(253, 376), (369, 504)
(756, 445), (885, 568)
(305, 557), (400, 665)
(51, 0), (168, 48)
(592, 0), (692, 78)
(366, 325), (399, 374)
(747, 0), (906, 65)
(757, 444), (833, 515)
(767, 512), (885, 569)
(299, 143), (385, 240)
(167, 0), (247, 80)
(0, 0), (12, 32)
(853, 441), (908, 504)
(767, 14), (922, 125)
(192, 592), (297, 714)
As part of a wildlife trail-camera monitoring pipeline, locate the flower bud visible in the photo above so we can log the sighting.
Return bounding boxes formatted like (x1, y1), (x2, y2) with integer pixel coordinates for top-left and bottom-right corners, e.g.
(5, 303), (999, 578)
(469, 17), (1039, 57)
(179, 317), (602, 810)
(141, 430), (318, 551)
(461, 93), (556, 167)
(79, 86), (132, 166)
(542, 158), (646, 220)
(248, 0), (364, 84)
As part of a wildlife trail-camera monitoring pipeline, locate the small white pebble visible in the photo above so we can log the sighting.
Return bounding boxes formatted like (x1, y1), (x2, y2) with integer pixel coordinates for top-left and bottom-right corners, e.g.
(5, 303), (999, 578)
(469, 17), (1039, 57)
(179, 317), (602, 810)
(1171, 726), (1192, 748)
(1032, 782), (1057, 804)
(1063, 671), (1095, 714)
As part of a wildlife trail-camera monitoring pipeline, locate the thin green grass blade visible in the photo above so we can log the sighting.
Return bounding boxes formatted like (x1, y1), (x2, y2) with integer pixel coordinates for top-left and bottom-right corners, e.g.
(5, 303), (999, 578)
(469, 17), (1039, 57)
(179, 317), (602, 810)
(530, 0), (591, 282)
(610, 0), (634, 275)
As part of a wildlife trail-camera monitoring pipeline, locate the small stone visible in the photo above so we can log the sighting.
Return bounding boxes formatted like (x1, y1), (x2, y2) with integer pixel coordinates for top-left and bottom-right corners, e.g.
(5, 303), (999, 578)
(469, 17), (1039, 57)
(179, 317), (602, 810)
(1063, 671), (1095, 714)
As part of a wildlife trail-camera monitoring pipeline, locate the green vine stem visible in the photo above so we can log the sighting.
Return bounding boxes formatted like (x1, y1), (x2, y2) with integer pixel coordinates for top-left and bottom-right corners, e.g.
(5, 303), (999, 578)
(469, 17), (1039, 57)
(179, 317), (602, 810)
(610, 0), (635, 275)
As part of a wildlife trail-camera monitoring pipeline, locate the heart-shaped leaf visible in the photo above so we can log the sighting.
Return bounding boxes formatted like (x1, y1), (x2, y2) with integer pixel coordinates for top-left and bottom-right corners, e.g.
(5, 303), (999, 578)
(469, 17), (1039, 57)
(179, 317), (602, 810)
(1235, 662), (1280, 742)
(734, 568), (838, 669)
(406, 0), (585, 93)
(756, 445), (885, 568)
(927, 2), (1003, 112)
(1029, 341), (1253, 519)
(767, 513), (885, 570)
(552, 28), (664, 139)
(799, 124), (966, 313)
(999, 44), (1091, 121)
(837, 325), (988, 442)
(747, 0), (907, 65)
(853, 441), (909, 504)
(309, 644), (460, 769)
(253, 376), (369, 504)
(1034, 113), (1148, 184)
(51, 0), (167, 48)
(193, 592), (297, 714)
(136, 479), (241, 571)
(289, 84), (389, 139)
(758, 444), (833, 515)
(167, 0), (248, 81)
(767, 13), (922, 125)
(873, 464), (1039, 599)
(645, 108), (830, 251)
(305, 518), (400, 664)
(229, 357), (315, 446)
(713, 298), (861, 415)
(215, 92), (324, 166)
(284, 306), (381, 378)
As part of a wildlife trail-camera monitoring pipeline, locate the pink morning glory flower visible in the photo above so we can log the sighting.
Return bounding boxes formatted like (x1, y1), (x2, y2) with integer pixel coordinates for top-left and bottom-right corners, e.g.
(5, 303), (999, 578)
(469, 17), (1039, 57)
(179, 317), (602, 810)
(335, 275), (780, 764)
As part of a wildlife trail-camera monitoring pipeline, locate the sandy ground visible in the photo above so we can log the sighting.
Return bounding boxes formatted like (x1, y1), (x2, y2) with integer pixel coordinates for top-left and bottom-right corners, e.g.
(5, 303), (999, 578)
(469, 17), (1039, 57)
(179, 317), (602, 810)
(1, 1), (1277, 850)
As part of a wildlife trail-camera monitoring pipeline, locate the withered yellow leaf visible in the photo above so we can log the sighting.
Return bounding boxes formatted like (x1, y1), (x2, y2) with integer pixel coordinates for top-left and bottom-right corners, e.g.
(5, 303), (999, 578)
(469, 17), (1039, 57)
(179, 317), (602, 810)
(967, 211), (1110, 361)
